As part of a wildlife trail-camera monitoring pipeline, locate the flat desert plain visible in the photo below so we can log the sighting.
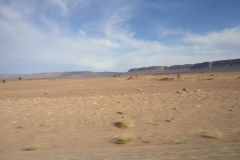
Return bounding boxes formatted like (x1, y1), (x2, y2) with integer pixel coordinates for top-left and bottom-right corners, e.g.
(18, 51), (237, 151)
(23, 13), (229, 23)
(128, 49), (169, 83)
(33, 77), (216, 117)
(0, 72), (240, 160)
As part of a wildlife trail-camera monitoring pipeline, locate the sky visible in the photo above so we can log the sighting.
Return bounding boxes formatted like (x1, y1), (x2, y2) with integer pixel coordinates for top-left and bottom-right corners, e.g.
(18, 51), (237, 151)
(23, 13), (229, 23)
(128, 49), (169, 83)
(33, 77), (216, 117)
(0, 0), (240, 74)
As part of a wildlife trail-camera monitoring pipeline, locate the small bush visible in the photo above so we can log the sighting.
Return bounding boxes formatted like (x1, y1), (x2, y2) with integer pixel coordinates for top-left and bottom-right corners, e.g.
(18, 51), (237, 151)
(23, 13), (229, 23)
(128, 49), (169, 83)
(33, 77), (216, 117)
(199, 130), (223, 139)
(22, 145), (49, 151)
(165, 119), (172, 123)
(173, 140), (188, 144)
(22, 146), (38, 151)
(113, 121), (133, 128)
(177, 74), (181, 79)
(2, 80), (6, 83)
(127, 75), (138, 80)
(18, 77), (22, 80)
(113, 137), (134, 144)
(17, 125), (23, 129)
(199, 78), (214, 81)
(159, 78), (174, 81)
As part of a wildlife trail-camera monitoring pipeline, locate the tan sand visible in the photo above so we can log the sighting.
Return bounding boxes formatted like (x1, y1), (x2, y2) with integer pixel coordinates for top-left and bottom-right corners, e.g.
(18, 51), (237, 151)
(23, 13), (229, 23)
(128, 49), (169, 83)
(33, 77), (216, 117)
(0, 72), (240, 160)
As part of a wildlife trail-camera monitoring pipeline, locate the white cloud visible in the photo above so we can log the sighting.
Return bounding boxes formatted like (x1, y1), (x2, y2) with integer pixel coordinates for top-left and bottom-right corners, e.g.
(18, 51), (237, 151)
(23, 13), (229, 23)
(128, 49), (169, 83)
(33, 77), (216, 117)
(0, 1), (239, 73)
(184, 27), (240, 54)
(45, 0), (91, 16)
(78, 29), (86, 36)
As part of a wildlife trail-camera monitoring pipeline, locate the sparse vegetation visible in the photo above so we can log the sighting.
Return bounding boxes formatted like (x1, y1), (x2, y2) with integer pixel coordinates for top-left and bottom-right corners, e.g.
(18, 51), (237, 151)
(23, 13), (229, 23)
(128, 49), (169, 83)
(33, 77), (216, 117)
(127, 75), (138, 80)
(113, 121), (133, 128)
(22, 146), (38, 151)
(173, 140), (188, 144)
(18, 77), (22, 80)
(199, 78), (214, 80)
(113, 137), (134, 144)
(113, 75), (120, 77)
(22, 145), (49, 151)
(159, 77), (174, 81)
(165, 118), (174, 123)
(17, 125), (23, 129)
(2, 80), (6, 83)
(142, 140), (151, 144)
(177, 74), (181, 79)
(199, 130), (223, 139)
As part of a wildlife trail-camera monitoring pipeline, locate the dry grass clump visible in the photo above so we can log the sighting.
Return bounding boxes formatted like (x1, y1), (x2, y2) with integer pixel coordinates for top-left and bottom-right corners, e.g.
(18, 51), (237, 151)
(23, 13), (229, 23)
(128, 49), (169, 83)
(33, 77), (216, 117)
(172, 140), (188, 144)
(177, 74), (181, 79)
(17, 125), (23, 129)
(127, 75), (139, 80)
(2, 80), (6, 83)
(114, 121), (133, 128)
(199, 78), (214, 80)
(165, 118), (175, 123)
(113, 137), (134, 144)
(199, 130), (223, 139)
(22, 145), (49, 151)
(165, 119), (172, 123)
(22, 146), (38, 151)
(159, 77), (174, 81)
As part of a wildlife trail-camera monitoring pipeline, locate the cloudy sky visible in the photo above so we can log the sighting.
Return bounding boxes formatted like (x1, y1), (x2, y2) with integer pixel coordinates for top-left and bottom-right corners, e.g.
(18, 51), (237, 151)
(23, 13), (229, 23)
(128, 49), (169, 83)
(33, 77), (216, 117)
(0, 0), (240, 73)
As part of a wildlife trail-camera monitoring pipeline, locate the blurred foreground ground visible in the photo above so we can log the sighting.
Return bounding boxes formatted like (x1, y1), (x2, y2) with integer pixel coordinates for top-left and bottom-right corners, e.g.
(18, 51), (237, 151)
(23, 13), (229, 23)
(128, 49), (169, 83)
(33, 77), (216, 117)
(0, 72), (240, 160)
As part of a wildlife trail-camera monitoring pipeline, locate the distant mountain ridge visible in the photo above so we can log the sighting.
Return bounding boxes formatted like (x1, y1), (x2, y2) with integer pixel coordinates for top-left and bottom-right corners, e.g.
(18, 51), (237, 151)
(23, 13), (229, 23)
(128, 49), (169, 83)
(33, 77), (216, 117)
(127, 58), (240, 75)
(0, 71), (120, 80)
(0, 58), (240, 80)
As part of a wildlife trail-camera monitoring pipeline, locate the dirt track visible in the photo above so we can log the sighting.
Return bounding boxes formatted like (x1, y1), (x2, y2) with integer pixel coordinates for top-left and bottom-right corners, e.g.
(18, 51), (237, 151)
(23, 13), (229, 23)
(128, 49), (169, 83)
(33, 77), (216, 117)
(0, 72), (240, 160)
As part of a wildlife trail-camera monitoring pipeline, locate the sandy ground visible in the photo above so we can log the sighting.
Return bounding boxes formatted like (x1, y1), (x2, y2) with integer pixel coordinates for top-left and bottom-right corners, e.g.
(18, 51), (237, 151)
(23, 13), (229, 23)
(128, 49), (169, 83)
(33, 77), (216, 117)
(0, 72), (240, 160)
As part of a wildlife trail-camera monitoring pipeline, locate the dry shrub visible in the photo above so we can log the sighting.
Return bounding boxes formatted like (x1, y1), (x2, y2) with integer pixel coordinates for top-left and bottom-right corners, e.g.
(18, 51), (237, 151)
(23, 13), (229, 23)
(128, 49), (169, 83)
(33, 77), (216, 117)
(22, 145), (49, 151)
(114, 121), (133, 128)
(17, 125), (23, 129)
(199, 130), (223, 139)
(113, 137), (134, 144)
(199, 78), (214, 80)
(159, 78), (174, 81)
(172, 140), (188, 144)
(177, 74), (181, 79)
(127, 75), (138, 80)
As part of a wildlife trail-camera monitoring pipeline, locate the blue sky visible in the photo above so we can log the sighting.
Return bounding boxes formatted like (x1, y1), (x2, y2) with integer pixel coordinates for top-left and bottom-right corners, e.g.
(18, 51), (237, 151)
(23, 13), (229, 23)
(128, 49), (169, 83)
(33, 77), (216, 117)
(0, 0), (240, 74)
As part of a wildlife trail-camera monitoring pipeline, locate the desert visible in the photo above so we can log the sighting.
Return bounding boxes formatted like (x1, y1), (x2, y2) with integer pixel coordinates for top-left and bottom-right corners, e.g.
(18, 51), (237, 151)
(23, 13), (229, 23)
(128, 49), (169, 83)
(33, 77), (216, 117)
(1, 1), (240, 159)
(0, 72), (240, 160)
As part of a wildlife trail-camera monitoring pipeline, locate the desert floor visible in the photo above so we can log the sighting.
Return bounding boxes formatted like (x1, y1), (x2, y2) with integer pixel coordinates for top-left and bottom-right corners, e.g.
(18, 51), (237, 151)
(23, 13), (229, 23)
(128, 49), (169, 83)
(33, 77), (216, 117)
(0, 72), (240, 160)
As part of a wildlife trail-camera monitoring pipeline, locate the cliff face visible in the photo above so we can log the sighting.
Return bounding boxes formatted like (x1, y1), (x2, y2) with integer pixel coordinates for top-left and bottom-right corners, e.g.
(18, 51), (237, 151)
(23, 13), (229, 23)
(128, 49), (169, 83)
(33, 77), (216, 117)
(127, 58), (240, 75)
